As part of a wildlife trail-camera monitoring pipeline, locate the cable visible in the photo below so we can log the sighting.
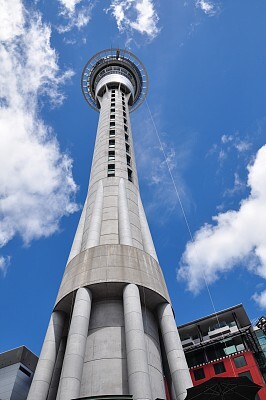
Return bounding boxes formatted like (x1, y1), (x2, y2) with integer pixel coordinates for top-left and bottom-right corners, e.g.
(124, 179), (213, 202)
(145, 99), (239, 375)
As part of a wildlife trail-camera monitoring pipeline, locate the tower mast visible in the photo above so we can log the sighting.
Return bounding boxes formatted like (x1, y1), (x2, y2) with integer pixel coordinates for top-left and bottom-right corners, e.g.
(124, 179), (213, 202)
(27, 48), (192, 400)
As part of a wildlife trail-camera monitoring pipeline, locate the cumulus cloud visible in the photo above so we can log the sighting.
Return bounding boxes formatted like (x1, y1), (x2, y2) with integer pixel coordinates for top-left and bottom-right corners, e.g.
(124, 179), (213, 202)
(196, 0), (219, 16)
(57, 0), (94, 33)
(108, 0), (160, 39)
(178, 145), (266, 304)
(0, 1), (78, 260)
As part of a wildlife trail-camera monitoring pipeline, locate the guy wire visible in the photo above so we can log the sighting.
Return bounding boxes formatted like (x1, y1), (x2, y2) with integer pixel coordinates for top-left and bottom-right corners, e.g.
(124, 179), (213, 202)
(145, 99), (237, 375)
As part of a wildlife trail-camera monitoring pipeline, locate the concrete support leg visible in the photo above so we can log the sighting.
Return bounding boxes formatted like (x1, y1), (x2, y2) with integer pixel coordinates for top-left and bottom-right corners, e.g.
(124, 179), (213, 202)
(57, 287), (92, 400)
(47, 336), (67, 400)
(123, 284), (152, 400)
(158, 303), (193, 400)
(27, 311), (65, 400)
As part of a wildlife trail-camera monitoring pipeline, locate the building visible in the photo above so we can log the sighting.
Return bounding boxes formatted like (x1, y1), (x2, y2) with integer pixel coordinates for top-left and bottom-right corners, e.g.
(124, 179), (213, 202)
(0, 346), (38, 400)
(27, 49), (192, 400)
(254, 317), (266, 380)
(178, 304), (266, 399)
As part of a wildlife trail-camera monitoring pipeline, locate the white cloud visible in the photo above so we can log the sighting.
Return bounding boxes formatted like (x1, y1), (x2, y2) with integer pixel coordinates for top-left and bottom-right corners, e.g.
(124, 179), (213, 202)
(0, 256), (11, 277)
(223, 173), (245, 197)
(178, 145), (266, 304)
(57, 0), (94, 33)
(253, 290), (266, 309)
(196, 0), (219, 16)
(58, 0), (82, 14)
(0, 2), (78, 256)
(108, 0), (160, 39)
(0, 0), (24, 41)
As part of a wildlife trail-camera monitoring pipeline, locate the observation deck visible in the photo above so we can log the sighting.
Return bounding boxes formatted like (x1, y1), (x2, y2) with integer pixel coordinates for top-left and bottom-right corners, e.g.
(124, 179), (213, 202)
(81, 48), (148, 112)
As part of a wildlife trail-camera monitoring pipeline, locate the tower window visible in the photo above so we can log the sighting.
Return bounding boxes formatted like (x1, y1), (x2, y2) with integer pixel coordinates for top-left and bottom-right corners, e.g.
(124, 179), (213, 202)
(108, 164), (115, 177)
(124, 125), (128, 132)
(125, 133), (129, 142)
(111, 94), (115, 98)
(125, 143), (130, 153)
(112, 89), (115, 93)
(123, 106), (126, 111)
(110, 121), (115, 127)
(128, 168), (133, 182)
(108, 151), (115, 161)
(110, 114), (115, 119)
(124, 118), (127, 124)
(126, 155), (131, 166)
(122, 101), (125, 106)
(109, 139), (115, 148)
(109, 130), (115, 137)
(123, 111), (126, 117)
(111, 108), (115, 113)
(111, 102), (115, 107)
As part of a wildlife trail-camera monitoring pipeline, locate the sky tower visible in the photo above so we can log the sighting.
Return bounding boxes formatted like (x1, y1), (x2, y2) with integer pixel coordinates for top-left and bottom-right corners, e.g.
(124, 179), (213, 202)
(27, 49), (192, 400)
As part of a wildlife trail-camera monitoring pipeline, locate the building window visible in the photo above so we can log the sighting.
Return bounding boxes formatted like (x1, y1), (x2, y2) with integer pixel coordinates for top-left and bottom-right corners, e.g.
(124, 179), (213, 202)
(108, 151), (115, 161)
(110, 121), (115, 127)
(109, 130), (115, 137)
(126, 154), (131, 166)
(111, 108), (115, 113)
(110, 114), (115, 119)
(238, 371), (253, 381)
(19, 365), (31, 377)
(123, 111), (126, 117)
(122, 100), (125, 106)
(193, 368), (205, 381)
(107, 164), (115, 177)
(109, 139), (115, 148)
(233, 355), (247, 368)
(125, 133), (129, 142)
(125, 143), (130, 153)
(128, 168), (133, 182)
(124, 125), (128, 132)
(111, 102), (115, 107)
(112, 89), (115, 93)
(213, 361), (226, 374)
(124, 118), (127, 124)
(123, 106), (126, 111)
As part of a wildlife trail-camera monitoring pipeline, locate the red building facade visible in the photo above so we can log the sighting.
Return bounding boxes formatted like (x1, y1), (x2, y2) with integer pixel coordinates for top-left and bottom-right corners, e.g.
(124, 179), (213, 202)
(178, 305), (266, 400)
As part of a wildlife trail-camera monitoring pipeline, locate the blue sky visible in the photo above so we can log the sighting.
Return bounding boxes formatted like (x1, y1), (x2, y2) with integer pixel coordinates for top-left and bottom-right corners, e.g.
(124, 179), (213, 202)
(1, 0), (266, 355)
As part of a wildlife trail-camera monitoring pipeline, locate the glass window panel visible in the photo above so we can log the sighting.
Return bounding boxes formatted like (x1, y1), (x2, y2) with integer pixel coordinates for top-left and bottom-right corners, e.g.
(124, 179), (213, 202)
(234, 355), (247, 368)
(193, 368), (205, 381)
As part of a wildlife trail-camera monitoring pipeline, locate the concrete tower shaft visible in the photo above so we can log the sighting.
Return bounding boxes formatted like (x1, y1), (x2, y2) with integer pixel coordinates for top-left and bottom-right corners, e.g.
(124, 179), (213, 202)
(27, 49), (192, 400)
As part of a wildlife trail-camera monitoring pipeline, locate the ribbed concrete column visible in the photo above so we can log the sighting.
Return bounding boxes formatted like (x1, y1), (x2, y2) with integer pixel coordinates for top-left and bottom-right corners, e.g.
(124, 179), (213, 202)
(27, 311), (65, 400)
(123, 284), (152, 400)
(67, 198), (87, 264)
(86, 180), (103, 249)
(138, 194), (158, 262)
(119, 178), (133, 245)
(57, 287), (92, 400)
(47, 336), (67, 400)
(158, 303), (192, 400)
